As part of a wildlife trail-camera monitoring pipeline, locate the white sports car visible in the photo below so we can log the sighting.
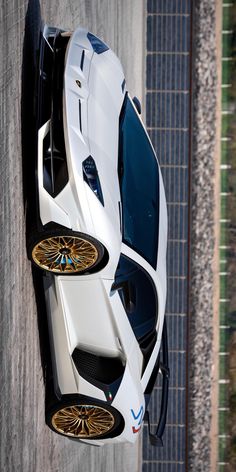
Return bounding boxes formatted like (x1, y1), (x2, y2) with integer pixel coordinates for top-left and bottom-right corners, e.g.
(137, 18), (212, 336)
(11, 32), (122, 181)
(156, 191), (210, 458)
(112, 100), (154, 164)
(27, 25), (169, 446)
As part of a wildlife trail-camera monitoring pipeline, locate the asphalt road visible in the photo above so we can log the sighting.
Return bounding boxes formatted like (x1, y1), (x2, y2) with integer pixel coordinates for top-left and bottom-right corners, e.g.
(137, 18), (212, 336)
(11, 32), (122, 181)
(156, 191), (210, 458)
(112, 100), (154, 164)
(0, 0), (145, 470)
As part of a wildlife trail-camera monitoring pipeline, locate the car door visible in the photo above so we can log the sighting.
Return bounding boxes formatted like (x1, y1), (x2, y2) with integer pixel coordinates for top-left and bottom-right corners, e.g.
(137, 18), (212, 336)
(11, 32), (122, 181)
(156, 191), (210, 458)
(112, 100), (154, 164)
(113, 244), (165, 386)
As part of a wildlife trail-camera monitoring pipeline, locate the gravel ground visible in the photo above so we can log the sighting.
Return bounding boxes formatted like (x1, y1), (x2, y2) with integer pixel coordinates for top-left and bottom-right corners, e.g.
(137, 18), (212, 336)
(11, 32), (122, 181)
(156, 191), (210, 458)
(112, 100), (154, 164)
(188, 1), (218, 471)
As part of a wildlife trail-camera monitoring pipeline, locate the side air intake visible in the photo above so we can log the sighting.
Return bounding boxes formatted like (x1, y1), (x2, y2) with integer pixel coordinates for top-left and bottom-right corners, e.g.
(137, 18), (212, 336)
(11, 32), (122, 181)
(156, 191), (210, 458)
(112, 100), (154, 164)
(72, 348), (125, 385)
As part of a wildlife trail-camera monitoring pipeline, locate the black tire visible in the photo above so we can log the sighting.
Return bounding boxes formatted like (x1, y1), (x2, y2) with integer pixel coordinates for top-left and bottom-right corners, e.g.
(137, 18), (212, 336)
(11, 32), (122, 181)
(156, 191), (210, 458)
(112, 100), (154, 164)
(46, 394), (124, 440)
(28, 226), (105, 275)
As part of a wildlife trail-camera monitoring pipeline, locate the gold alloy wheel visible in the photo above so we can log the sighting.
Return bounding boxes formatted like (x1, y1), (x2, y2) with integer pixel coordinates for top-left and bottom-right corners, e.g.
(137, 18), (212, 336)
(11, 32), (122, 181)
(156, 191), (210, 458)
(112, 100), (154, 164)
(32, 236), (99, 273)
(52, 405), (115, 438)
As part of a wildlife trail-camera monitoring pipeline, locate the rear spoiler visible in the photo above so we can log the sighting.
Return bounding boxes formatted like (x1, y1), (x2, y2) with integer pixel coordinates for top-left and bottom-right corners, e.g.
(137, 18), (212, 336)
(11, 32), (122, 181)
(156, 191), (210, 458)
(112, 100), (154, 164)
(144, 318), (169, 447)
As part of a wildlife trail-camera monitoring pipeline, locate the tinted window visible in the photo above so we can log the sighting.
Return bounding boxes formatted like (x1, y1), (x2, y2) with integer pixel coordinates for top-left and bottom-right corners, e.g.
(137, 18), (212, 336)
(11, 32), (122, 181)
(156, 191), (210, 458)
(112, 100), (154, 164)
(118, 96), (159, 268)
(113, 254), (158, 340)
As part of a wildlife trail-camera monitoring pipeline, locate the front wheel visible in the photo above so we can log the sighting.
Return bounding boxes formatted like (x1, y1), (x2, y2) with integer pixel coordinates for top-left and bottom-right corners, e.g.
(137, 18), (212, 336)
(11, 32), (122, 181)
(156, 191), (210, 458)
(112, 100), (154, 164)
(46, 395), (124, 440)
(28, 228), (104, 275)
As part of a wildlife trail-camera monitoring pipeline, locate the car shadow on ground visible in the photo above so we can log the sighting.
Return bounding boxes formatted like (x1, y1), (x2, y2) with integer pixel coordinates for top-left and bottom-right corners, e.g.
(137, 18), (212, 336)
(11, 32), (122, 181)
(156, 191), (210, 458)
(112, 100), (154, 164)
(21, 0), (56, 408)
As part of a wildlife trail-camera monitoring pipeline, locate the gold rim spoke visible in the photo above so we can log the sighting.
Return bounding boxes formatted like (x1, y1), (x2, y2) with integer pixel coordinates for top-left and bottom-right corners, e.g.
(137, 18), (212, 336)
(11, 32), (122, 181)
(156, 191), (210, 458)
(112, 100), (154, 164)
(52, 405), (115, 438)
(32, 235), (99, 273)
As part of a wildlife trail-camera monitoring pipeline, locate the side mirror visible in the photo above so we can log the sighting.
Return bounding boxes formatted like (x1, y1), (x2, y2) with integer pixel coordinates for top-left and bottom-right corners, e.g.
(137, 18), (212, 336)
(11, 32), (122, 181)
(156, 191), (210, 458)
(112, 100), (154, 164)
(132, 96), (141, 114)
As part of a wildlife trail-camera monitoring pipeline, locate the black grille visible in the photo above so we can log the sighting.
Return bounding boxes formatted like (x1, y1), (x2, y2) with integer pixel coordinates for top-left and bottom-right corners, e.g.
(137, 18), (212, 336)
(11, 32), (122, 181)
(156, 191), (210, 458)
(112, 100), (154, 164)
(72, 349), (125, 385)
(51, 32), (69, 153)
(42, 32), (70, 198)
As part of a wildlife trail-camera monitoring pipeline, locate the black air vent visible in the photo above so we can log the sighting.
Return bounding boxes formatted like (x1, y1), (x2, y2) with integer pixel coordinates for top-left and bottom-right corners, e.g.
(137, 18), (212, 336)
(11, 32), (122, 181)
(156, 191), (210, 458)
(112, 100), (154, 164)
(43, 128), (69, 197)
(80, 50), (85, 70)
(79, 99), (82, 132)
(72, 348), (125, 385)
(42, 32), (70, 198)
(121, 79), (126, 93)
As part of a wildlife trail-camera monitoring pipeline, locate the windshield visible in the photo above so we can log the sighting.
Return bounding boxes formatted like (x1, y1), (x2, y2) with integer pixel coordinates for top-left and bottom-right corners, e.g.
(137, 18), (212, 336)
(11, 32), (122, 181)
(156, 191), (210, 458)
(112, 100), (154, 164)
(118, 95), (159, 268)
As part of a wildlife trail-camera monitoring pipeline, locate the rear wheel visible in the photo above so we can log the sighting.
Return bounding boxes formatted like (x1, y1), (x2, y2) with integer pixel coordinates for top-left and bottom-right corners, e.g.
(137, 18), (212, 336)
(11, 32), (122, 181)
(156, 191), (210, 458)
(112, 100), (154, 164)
(47, 396), (124, 440)
(28, 228), (104, 274)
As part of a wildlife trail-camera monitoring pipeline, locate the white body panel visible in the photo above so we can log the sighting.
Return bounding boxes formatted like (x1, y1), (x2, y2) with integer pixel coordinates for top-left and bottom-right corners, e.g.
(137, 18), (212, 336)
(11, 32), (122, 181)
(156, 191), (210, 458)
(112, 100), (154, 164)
(37, 26), (168, 445)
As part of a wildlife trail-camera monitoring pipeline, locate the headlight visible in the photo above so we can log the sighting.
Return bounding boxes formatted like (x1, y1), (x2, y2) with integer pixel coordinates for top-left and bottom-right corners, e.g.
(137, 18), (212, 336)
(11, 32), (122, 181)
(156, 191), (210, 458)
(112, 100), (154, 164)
(83, 156), (104, 206)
